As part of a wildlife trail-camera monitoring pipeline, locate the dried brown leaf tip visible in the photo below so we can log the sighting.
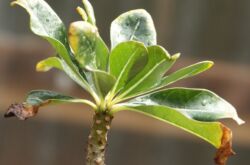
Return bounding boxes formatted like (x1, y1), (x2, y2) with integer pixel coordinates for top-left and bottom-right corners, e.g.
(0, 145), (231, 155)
(4, 103), (38, 120)
(214, 125), (235, 165)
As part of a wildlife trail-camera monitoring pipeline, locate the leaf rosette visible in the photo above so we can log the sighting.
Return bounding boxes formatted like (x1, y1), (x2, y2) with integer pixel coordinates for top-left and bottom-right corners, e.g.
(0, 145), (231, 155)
(6, 0), (244, 165)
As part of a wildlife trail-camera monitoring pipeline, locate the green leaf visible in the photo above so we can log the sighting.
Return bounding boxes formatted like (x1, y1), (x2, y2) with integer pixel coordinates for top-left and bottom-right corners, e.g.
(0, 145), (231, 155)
(95, 37), (109, 71)
(122, 88), (244, 124)
(11, 0), (95, 99)
(159, 61), (214, 88)
(109, 41), (148, 95)
(111, 9), (156, 49)
(82, 0), (96, 25)
(26, 90), (81, 106)
(115, 104), (238, 164)
(118, 105), (224, 148)
(11, 0), (71, 65)
(36, 57), (63, 72)
(116, 46), (179, 101)
(69, 21), (109, 70)
(36, 57), (94, 96)
(5, 90), (96, 120)
(68, 21), (110, 98)
(114, 88), (244, 148)
(36, 57), (114, 98)
(87, 69), (116, 97)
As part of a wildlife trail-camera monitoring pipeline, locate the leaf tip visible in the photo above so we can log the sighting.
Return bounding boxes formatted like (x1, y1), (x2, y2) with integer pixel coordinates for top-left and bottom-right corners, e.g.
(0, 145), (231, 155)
(10, 1), (17, 7)
(4, 103), (38, 120)
(201, 60), (214, 69)
(171, 53), (181, 60)
(234, 117), (245, 125)
(214, 125), (235, 165)
(226, 102), (245, 125)
(36, 62), (49, 72)
(208, 61), (214, 67)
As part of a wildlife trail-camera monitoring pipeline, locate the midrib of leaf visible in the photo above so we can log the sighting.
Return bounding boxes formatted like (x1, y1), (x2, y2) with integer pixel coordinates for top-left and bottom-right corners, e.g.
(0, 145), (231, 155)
(160, 62), (213, 87)
(129, 20), (141, 40)
(116, 62), (211, 102)
(110, 48), (140, 97)
(182, 92), (203, 105)
(161, 70), (195, 86)
(115, 59), (166, 101)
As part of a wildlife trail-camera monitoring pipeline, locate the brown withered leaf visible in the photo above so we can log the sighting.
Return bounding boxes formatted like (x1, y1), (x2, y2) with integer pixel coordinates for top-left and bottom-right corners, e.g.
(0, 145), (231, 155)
(4, 103), (38, 120)
(214, 124), (235, 165)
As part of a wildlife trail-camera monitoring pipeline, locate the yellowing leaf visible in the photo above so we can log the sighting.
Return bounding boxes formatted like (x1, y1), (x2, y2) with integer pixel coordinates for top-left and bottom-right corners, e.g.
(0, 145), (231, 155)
(69, 21), (109, 70)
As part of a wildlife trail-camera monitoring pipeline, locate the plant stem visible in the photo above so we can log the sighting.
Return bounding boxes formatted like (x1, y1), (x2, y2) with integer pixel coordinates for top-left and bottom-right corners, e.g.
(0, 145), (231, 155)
(86, 111), (113, 165)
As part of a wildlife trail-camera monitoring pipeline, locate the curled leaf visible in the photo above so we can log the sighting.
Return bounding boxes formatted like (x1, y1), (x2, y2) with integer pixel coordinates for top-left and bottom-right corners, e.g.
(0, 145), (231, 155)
(4, 90), (97, 120)
(214, 125), (235, 165)
(4, 103), (38, 120)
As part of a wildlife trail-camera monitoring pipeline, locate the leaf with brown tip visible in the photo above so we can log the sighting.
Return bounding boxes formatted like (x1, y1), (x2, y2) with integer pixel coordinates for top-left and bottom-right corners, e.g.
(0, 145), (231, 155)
(214, 124), (235, 165)
(4, 90), (96, 120)
(4, 103), (38, 120)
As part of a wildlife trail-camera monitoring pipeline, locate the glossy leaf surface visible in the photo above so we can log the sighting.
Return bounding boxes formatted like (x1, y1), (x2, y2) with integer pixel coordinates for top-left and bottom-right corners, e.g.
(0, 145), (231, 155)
(116, 87), (244, 148)
(109, 41), (148, 95)
(110, 9), (156, 49)
(124, 88), (244, 124)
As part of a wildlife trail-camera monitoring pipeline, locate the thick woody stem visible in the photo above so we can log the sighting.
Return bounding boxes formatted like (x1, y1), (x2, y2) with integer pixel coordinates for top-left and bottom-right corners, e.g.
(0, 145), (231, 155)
(86, 111), (113, 165)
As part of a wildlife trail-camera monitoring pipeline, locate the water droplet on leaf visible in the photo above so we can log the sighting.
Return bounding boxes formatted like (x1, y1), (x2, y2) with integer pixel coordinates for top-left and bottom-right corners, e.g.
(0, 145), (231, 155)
(202, 100), (207, 106)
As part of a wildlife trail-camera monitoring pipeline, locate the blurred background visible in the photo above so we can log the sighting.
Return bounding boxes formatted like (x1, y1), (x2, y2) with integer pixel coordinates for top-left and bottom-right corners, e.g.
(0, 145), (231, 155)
(0, 0), (249, 164)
